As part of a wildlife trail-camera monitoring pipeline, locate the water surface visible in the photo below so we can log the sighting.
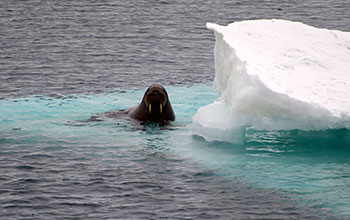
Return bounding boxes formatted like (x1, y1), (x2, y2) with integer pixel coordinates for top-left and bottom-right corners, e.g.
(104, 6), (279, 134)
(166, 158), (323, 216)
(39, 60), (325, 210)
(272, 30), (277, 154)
(1, 1), (350, 219)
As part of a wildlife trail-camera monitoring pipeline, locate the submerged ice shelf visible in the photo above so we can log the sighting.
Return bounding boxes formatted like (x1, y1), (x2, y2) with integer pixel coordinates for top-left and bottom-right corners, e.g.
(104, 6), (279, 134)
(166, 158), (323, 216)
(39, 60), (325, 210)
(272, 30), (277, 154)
(193, 19), (350, 142)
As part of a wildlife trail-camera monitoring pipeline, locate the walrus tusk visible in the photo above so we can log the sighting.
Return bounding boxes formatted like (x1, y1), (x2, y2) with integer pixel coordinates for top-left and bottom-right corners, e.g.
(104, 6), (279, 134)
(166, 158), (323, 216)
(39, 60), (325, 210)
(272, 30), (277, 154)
(160, 103), (162, 113)
(149, 104), (151, 114)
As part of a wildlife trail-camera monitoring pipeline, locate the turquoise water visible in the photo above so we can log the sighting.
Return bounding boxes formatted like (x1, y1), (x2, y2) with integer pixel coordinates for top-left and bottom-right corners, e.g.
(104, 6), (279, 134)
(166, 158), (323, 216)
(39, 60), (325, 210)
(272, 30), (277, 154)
(1, 83), (350, 219)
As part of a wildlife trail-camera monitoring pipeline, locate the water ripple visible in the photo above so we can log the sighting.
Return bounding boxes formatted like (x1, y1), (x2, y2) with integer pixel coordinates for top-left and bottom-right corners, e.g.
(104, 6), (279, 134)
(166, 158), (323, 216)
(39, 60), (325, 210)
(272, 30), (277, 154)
(1, 0), (349, 219)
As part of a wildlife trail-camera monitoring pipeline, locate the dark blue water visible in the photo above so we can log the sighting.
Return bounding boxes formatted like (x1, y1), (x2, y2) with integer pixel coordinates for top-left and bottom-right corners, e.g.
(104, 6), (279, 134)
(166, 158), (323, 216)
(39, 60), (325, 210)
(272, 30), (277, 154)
(1, 0), (350, 98)
(1, 1), (350, 219)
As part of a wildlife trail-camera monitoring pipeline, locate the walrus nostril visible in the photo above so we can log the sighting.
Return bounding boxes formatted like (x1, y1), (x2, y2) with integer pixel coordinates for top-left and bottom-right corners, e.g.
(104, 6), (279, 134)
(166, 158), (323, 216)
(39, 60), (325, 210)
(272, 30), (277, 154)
(151, 89), (160, 94)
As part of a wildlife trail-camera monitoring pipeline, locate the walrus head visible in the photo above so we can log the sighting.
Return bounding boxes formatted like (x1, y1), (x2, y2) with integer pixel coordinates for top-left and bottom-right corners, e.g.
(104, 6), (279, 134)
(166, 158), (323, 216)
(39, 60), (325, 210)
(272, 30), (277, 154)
(144, 85), (167, 114)
(142, 84), (175, 122)
(127, 84), (175, 122)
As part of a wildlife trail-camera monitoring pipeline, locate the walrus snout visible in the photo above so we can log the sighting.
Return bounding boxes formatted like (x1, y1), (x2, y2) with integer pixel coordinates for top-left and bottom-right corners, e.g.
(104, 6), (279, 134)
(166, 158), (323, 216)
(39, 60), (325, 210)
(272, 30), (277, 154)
(145, 87), (167, 108)
(145, 95), (166, 115)
(149, 88), (162, 95)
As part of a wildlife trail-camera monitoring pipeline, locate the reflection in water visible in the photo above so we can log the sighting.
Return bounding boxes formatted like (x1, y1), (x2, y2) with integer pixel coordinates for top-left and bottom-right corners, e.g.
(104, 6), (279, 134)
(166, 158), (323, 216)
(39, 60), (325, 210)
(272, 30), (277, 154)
(245, 128), (350, 155)
(185, 127), (350, 218)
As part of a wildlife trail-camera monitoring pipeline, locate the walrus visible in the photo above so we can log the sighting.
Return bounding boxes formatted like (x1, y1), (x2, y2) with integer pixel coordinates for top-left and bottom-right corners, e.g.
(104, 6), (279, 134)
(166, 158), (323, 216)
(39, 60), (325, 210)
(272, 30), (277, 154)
(90, 84), (175, 123)
(127, 84), (175, 122)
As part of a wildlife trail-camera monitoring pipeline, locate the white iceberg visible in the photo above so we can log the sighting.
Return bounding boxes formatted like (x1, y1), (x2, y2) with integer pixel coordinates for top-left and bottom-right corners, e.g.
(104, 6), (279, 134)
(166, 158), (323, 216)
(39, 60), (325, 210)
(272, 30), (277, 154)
(193, 19), (350, 142)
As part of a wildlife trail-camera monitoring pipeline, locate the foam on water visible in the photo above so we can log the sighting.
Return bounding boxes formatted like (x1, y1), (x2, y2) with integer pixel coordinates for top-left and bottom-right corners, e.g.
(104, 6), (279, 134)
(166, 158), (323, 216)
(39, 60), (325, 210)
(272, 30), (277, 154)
(193, 19), (350, 142)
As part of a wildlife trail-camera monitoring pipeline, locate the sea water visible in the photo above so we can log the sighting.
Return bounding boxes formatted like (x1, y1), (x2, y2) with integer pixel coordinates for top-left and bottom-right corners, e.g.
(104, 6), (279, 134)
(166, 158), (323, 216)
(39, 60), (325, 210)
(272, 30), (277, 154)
(190, 19), (350, 218)
(1, 84), (350, 219)
(2, 0), (350, 219)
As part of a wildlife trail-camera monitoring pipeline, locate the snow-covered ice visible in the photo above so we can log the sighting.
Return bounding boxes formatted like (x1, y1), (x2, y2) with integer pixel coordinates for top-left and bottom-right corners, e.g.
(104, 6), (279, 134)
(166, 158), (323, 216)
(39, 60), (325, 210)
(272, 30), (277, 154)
(193, 19), (350, 142)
